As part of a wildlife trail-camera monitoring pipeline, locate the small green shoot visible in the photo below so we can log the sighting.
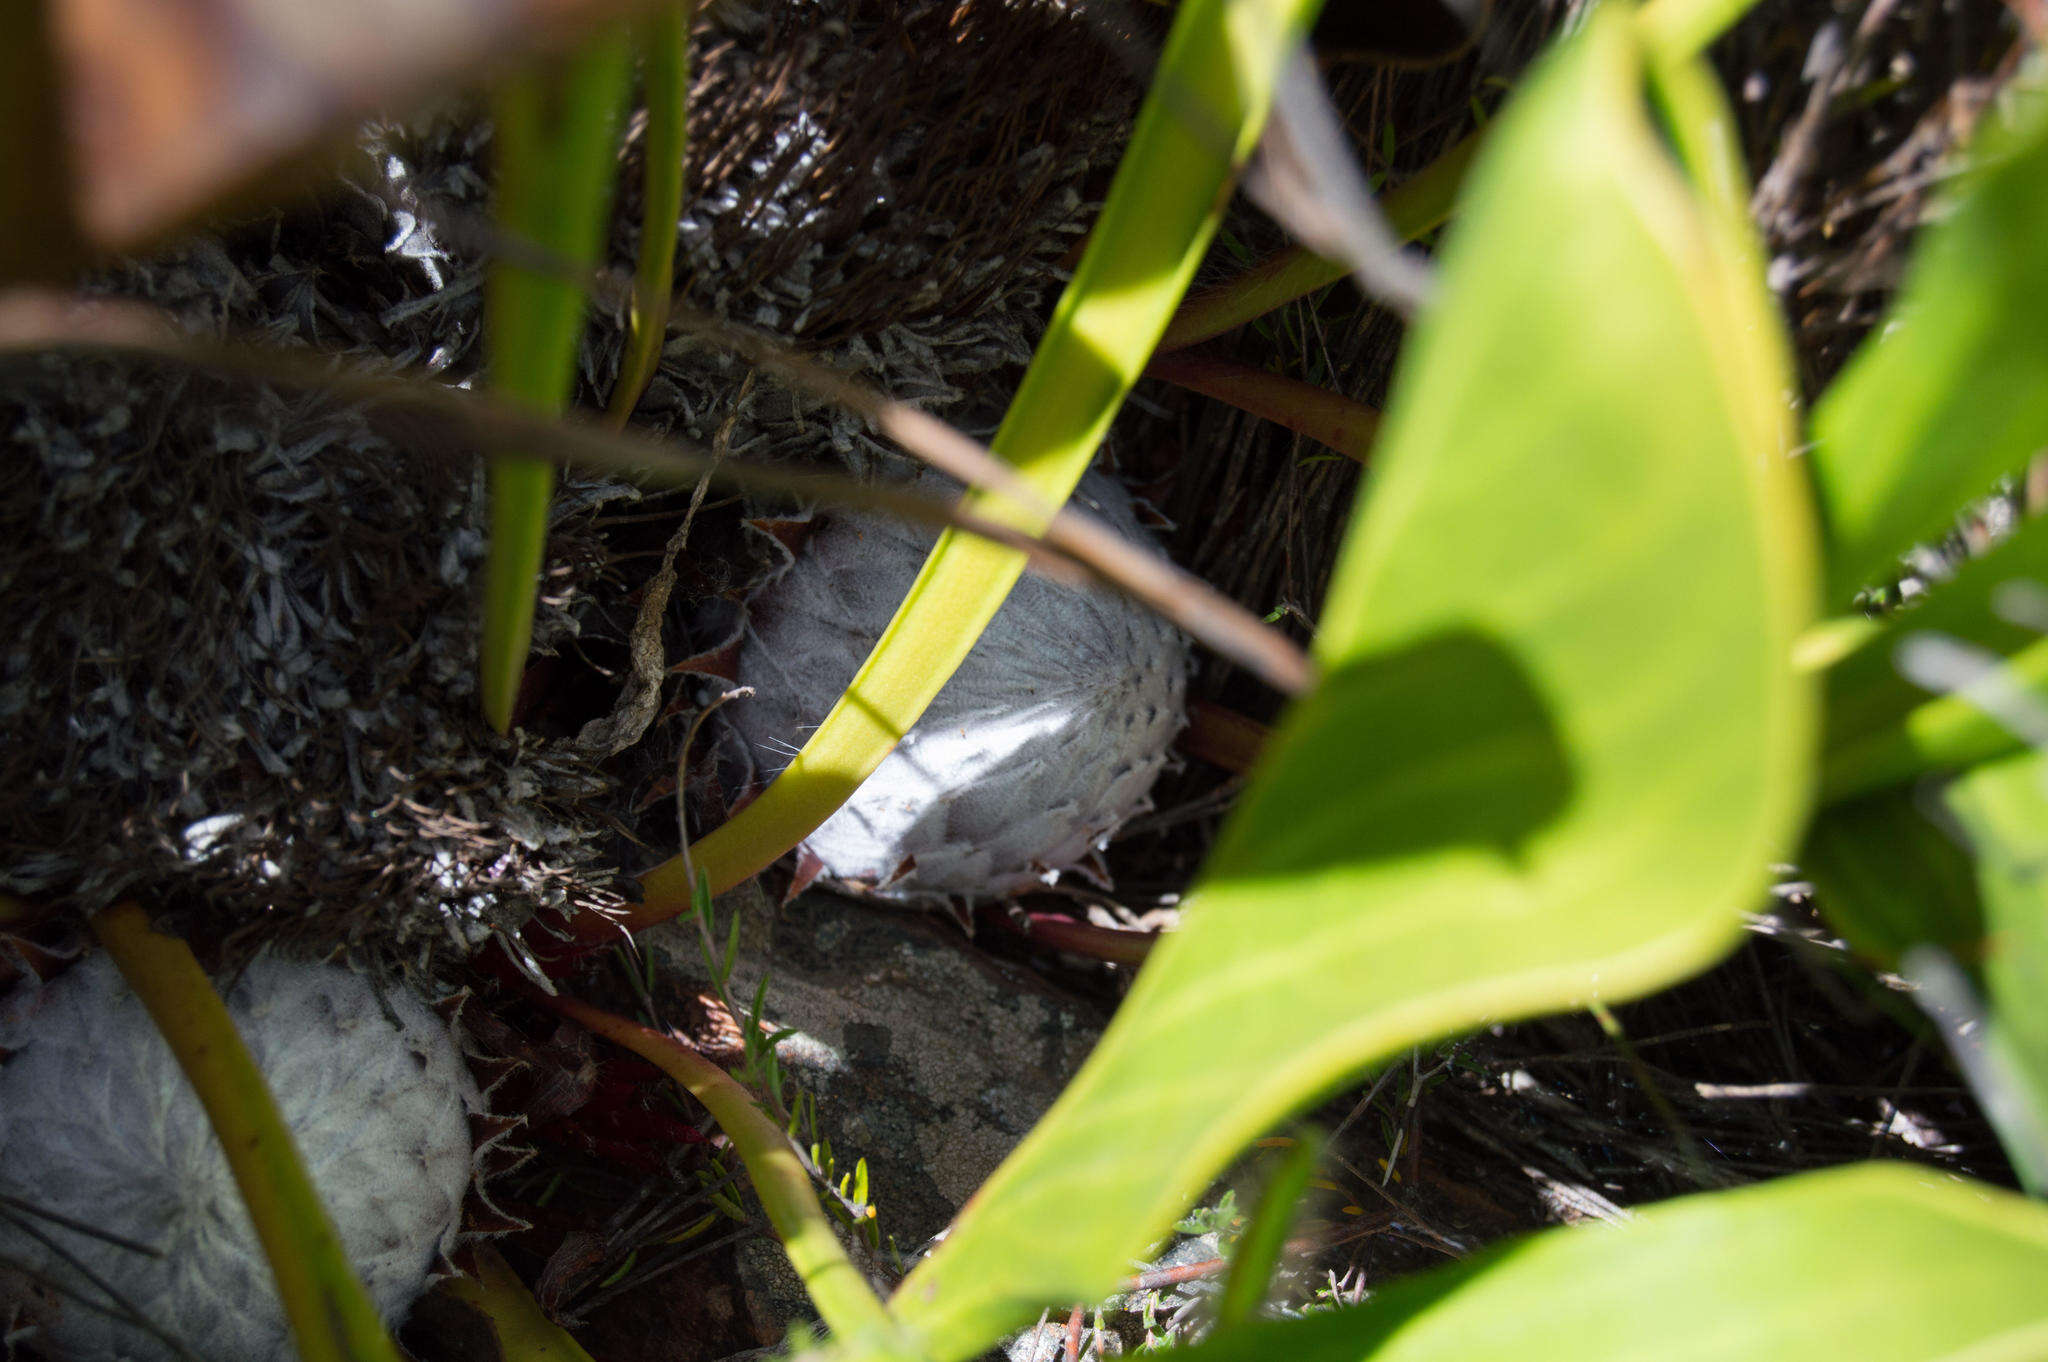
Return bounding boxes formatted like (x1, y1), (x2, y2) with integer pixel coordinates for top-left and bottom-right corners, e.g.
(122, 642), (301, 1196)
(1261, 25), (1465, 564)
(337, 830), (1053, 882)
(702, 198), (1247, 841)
(1215, 1130), (1323, 1330)
(543, 991), (900, 1351)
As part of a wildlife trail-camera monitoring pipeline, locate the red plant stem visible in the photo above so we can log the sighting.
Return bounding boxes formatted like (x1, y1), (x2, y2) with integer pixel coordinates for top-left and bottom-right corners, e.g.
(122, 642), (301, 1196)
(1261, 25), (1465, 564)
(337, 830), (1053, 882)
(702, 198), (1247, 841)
(979, 905), (1159, 966)
(1178, 699), (1271, 774)
(1146, 352), (1379, 463)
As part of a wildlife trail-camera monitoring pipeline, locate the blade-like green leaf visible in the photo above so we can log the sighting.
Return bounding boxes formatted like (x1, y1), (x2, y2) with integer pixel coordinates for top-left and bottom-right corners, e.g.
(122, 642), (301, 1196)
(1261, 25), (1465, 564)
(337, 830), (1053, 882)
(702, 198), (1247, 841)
(638, 0), (1320, 910)
(1809, 70), (2048, 603)
(1159, 1164), (2048, 1362)
(480, 31), (631, 733)
(887, 12), (1814, 1357)
(1821, 512), (2048, 803)
(1934, 751), (2048, 1191)
(607, 3), (691, 428)
(1215, 1130), (1323, 1330)
(546, 992), (903, 1352)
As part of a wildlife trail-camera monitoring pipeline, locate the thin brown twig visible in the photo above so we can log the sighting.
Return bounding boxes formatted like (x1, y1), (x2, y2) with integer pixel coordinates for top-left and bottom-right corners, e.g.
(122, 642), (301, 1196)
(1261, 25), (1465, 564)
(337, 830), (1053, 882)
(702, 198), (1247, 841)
(0, 288), (1312, 695)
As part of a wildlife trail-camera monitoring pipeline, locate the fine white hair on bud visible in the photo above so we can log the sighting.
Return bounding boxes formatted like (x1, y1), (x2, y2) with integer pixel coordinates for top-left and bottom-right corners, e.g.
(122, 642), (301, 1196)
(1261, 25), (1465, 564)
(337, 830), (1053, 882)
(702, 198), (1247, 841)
(0, 953), (479, 1362)
(729, 470), (1191, 897)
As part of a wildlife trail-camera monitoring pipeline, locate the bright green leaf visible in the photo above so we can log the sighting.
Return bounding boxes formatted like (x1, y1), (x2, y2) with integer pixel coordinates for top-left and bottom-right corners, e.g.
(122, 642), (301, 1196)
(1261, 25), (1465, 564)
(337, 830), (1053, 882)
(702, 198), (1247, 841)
(1821, 512), (2048, 802)
(886, 12), (1815, 1357)
(1161, 1164), (2048, 1362)
(1809, 69), (2048, 603)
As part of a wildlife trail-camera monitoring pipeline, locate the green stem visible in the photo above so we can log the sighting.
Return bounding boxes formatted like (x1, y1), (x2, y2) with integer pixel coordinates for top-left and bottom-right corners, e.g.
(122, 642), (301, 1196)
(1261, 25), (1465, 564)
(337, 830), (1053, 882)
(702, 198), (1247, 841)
(1215, 1129), (1323, 1330)
(90, 904), (405, 1362)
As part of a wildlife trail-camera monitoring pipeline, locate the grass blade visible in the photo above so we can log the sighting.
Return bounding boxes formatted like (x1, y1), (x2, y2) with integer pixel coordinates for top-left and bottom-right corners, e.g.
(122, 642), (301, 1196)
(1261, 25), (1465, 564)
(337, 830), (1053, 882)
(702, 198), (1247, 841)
(607, 3), (692, 428)
(1156, 129), (1477, 352)
(1214, 1130), (1323, 1331)
(541, 992), (901, 1352)
(480, 31), (631, 732)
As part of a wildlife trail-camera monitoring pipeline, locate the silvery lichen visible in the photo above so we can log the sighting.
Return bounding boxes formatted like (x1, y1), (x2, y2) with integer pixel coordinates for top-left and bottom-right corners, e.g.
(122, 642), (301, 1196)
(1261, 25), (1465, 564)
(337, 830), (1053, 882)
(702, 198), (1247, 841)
(0, 954), (478, 1362)
(725, 472), (1189, 898)
(0, 354), (624, 960)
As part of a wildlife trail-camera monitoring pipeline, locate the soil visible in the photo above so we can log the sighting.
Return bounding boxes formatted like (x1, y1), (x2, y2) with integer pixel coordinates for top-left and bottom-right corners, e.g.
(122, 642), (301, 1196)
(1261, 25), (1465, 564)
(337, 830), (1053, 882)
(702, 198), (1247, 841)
(0, 0), (2034, 1359)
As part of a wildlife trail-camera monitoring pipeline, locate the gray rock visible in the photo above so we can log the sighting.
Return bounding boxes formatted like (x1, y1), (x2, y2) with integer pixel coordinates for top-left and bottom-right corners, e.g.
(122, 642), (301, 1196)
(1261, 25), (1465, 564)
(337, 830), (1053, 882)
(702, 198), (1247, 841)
(646, 887), (1107, 1255)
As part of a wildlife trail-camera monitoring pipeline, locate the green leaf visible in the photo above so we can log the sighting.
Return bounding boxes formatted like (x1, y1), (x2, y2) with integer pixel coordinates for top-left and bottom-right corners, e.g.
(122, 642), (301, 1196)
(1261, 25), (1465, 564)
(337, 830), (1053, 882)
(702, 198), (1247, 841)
(1809, 70), (2048, 603)
(1156, 130), (1478, 353)
(1932, 751), (2048, 1192)
(886, 12), (1815, 1357)
(1803, 786), (1985, 966)
(1821, 512), (2048, 803)
(607, 3), (692, 428)
(479, 31), (632, 733)
(1159, 1164), (2048, 1362)
(637, 0), (1321, 908)
(440, 1246), (600, 1362)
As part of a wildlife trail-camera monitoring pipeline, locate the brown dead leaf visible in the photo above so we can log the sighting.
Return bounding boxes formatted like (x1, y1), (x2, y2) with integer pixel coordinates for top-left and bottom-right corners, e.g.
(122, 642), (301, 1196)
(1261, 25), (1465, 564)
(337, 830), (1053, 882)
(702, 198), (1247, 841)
(36, 0), (645, 258)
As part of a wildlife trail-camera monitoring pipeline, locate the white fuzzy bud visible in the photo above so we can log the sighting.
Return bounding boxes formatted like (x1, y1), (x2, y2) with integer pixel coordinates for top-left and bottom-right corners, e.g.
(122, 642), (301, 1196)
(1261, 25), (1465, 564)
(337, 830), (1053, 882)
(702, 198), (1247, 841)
(0, 953), (478, 1362)
(730, 471), (1190, 897)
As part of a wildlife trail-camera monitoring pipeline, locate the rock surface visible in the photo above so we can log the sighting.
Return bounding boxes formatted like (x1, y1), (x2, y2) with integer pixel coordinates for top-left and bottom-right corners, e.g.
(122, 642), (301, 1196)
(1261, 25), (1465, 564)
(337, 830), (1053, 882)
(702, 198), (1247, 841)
(645, 886), (1108, 1328)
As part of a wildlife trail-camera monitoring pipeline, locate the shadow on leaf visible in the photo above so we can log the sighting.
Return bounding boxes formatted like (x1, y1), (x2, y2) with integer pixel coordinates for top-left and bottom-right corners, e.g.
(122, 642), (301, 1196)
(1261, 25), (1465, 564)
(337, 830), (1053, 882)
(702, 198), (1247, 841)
(1217, 628), (1574, 880)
